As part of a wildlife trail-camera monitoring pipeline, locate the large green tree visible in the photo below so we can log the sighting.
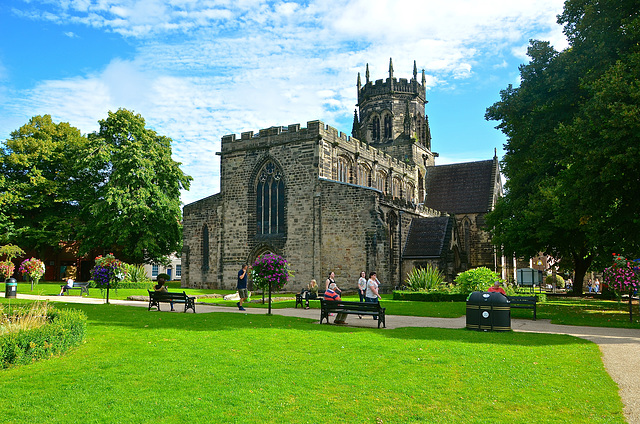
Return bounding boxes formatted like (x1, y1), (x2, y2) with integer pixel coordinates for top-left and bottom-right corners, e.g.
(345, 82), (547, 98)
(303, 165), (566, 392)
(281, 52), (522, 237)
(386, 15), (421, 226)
(78, 109), (192, 264)
(485, 0), (640, 291)
(0, 115), (89, 251)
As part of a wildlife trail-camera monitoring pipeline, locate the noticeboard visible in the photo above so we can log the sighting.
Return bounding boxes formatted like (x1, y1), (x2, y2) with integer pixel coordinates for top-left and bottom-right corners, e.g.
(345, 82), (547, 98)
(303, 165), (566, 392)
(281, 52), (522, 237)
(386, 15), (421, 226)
(517, 268), (543, 286)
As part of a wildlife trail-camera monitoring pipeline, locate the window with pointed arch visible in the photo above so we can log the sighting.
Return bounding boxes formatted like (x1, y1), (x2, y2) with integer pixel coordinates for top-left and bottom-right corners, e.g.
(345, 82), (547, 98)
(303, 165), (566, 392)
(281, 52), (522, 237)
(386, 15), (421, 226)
(372, 116), (381, 141)
(392, 177), (402, 198)
(383, 114), (392, 139)
(375, 170), (387, 193)
(357, 163), (371, 186)
(202, 224), (209, 271)
(256, 161), (285, 235)
(463, 219), (471, 257)
(337, 156), (351, 183)
(406, 181), (415, 202)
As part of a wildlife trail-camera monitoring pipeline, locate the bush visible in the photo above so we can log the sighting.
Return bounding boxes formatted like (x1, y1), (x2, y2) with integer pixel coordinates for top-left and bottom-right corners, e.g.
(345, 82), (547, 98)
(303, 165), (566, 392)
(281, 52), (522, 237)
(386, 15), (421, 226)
(404, 265), (445, 291)
(0, 305), (87, 368)
(545, 274), (565, 289)
(120, 264), (152, 289)
(393, 291), (468, 302)
(454, 267), (503, 295)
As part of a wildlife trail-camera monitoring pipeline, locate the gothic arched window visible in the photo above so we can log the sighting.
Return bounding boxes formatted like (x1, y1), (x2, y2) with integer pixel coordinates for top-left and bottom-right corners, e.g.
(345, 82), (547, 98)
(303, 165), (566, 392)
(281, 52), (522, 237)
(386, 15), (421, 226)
(256, 161), (285, 235)
(357, 163), (371, 186)
(406, 182), (415, 202)
(384, 115), (392, 139)
(392, 177), (402, 198)
(376, 171), (386, 193)
(464, 219), (471, 257)
(337, 156), (351, 183)
(202, 224), (209, 271)
(372, 117), (380, 141)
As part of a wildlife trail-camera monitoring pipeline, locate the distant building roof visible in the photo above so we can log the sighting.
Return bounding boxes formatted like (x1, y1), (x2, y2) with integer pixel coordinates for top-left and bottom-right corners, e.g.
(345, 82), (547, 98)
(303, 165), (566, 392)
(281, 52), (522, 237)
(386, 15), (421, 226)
(423, 159), (498, 214)
(403, 216), (452, 259)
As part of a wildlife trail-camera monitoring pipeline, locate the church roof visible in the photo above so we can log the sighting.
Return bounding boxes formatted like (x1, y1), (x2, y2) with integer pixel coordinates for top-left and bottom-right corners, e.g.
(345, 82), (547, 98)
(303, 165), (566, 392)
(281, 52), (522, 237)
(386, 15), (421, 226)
(423, 159), (497, 214)
(402, 216), (452, 259)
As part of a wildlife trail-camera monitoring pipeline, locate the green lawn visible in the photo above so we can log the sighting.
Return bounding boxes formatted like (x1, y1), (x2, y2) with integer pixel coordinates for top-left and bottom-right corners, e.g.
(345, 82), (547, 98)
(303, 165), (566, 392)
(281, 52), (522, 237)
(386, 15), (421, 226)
(0, 299), (626, 423)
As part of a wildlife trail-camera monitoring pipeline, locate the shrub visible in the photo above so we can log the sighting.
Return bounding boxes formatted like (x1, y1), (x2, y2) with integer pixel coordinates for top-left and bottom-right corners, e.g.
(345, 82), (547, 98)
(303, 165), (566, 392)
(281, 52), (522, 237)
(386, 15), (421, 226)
(454, 267), (503, 295)
(545, 274), (565, 288)
(393, 291), (468, 302)
(405, 265), (445, 291)
(0, 303), (87, 368)
(120, 264), (152, 289)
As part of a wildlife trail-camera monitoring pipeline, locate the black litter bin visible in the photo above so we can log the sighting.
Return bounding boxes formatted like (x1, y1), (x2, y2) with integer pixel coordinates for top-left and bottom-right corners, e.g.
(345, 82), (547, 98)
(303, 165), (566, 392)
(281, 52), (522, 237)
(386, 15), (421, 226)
(4, 277), (17, 299)
(466, 291), (511, 331)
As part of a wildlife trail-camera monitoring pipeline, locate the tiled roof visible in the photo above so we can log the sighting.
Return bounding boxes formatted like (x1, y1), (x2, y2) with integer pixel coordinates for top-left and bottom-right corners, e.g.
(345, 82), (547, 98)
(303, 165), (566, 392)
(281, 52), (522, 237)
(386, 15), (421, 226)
(402, 216), (452, 259)
(424, 159), (497, 214)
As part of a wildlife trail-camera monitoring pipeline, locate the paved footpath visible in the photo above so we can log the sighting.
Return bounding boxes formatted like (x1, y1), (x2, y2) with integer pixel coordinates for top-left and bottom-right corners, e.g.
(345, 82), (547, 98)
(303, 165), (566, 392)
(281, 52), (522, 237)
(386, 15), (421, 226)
(9, 293), (640, 423)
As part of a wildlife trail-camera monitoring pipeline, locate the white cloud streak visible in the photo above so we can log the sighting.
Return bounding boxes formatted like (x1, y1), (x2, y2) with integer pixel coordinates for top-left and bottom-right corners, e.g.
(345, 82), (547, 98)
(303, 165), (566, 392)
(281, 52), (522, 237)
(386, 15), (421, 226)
(2, 0), (567, 204)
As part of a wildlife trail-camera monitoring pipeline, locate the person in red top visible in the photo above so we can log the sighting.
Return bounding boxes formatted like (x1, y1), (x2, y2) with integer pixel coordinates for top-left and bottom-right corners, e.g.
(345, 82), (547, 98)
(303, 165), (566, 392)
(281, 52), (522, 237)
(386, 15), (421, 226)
(487, 281), (506, 295)
(324, 283), (347, 324)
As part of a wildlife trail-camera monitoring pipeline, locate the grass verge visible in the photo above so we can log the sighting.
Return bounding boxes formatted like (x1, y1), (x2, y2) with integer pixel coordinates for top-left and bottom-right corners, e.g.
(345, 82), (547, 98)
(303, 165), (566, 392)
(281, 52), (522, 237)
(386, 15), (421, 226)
(0, 299), (625, 424)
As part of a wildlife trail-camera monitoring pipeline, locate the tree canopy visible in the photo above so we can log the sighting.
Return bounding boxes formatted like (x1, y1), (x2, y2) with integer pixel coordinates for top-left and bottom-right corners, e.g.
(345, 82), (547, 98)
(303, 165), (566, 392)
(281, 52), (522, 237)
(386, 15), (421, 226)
(0, 110), (192, 264)
(485, 0), (640, 290)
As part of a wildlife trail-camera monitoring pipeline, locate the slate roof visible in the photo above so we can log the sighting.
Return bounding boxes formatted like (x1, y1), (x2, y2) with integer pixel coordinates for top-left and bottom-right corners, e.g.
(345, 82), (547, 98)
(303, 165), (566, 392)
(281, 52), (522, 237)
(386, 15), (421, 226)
(423, 159), (497, 214)
(402, 216), (452, 259)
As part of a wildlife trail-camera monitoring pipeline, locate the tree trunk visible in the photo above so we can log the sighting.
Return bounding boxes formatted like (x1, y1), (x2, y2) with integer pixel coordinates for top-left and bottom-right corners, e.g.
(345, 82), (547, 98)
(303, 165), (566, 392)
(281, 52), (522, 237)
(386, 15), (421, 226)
(571, 251), (592, 296)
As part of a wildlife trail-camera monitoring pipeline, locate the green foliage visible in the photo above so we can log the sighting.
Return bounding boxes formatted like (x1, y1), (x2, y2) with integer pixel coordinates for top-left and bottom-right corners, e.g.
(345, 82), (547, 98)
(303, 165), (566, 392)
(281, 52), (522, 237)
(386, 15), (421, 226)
(454, 267), (503, 295)
(393, 290), (468, 302)
(0, 116), (89, 249)
(78, 109), (192, 264)
(0, 244), (25, 261)
(485, 1), (640, 290)
(404, 265), (445, 291)
(0, 304), (86, 368)
(545, 274), (565, 288)
(119, 264), (152, 289)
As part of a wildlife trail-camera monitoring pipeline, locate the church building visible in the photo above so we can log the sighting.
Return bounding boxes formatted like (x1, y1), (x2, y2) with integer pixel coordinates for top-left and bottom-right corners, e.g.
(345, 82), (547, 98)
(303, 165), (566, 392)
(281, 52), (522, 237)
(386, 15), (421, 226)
(181, 59), (504, 290)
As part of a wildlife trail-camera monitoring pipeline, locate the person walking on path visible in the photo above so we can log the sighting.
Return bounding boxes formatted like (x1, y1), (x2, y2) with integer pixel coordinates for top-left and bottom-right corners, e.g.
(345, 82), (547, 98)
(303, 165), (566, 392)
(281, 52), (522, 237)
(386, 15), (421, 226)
(357, 271), (367, 302)
(237, 264), (249, 311)
(366, 271), (382, 320)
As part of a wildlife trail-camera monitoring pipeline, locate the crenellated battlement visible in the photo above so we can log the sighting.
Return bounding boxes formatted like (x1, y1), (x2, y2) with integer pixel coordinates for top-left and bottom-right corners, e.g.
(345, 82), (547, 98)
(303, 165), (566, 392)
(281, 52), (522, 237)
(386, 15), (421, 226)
(358, 76), (425, 103)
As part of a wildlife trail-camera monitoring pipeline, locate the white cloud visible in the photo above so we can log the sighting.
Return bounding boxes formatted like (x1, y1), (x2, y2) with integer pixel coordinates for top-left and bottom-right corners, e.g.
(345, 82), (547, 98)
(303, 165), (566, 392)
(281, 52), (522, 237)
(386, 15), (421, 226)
(3, 0), (567, 204)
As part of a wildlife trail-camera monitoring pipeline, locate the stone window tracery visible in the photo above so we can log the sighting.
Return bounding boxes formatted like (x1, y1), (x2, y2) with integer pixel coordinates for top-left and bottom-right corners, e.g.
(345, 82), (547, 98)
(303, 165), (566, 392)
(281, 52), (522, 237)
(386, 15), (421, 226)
(375, 170), (386, 193)
(337, 156), (351, 183)
(256, 161), (285, 235)
(392, 176), (402, 198)
(384, 114), (392, 139)
(372, 116), (380, 142)
(357, 163), (371, 186)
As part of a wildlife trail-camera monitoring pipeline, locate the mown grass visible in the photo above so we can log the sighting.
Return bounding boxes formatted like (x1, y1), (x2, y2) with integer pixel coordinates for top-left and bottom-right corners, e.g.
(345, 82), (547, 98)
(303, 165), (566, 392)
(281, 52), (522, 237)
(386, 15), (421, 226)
(7, 281), (640, 328)
(0, 299), (625, 424)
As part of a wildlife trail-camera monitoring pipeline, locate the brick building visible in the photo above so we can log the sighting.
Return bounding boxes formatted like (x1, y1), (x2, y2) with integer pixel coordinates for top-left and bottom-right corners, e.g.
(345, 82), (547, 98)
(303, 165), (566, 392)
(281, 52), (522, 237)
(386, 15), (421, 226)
(182, 60), (504, 290)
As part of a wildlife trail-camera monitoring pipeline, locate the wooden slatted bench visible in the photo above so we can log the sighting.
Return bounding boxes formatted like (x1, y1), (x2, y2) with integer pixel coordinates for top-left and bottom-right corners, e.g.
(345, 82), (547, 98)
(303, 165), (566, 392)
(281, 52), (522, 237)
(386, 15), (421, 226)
(62, 282), (90, 296)
(507, 296), (537, 320)
(295, 291), (325, 308)
(148, 290), (196, 313)
(320, 299), (386, 328)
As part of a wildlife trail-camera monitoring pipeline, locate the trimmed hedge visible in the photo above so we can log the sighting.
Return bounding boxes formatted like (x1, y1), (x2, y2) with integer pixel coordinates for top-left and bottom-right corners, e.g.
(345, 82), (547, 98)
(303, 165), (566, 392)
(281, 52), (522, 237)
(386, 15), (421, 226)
(0, 308), (87, 368)
(393, 291), (468, 302)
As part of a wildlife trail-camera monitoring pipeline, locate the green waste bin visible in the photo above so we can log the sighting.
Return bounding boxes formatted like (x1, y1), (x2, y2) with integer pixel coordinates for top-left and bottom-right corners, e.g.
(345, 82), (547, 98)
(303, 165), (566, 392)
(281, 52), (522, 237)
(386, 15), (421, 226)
(4, 277), (17, 299)
(466, 291), (511, 331)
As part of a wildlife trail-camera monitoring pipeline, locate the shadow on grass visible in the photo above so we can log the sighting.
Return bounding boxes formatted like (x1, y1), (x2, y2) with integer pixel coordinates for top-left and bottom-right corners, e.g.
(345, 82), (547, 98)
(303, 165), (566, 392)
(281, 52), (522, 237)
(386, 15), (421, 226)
(42, 301), (592, 348)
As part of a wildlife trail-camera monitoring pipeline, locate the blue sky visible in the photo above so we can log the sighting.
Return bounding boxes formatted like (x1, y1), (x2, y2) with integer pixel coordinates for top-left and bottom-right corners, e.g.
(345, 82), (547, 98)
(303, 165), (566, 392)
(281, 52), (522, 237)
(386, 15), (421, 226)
(0, 0), (568, 205)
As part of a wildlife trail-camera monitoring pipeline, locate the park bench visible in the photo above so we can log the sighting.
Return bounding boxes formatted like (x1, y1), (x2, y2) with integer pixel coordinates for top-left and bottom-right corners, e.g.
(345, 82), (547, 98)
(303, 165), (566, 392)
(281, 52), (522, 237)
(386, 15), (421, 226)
(148, 290), (196, 313)
(295, 291), (325, 308)
(62, 282), (90, 296)
(507, 296), (537, 320)
(320, 299), (386, 328)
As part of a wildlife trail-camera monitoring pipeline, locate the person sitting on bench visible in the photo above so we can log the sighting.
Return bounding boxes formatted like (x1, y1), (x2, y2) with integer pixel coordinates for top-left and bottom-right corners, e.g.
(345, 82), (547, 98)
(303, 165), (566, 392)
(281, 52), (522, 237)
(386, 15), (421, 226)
(324, 283), (347, 325)
(487, 281), (506, 295)
(154, 277), (174, 311)
(58, 277), (74, 295)
(300, 279), (319, 309)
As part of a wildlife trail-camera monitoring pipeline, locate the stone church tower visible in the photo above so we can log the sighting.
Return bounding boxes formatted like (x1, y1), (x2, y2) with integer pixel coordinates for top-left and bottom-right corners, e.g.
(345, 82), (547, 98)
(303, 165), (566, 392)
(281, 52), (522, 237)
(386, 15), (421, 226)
(181, 60), (506, 291)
